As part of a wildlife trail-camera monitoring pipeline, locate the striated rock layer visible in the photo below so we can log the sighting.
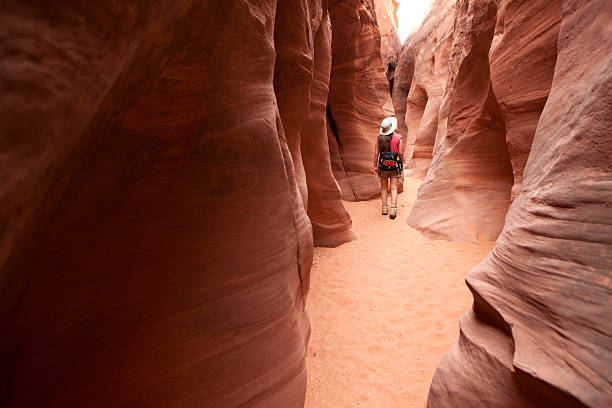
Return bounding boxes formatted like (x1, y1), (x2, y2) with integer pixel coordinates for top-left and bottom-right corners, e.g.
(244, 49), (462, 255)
(403, 0), (561, 241)
(373, 0), (402, 87)
(0, 0), (377, 406)
(407, 0), (515, 241)
(489, 0), (562, 198)
(327, 0), (396, 201)
(428, 0), (612, 406)
(392, 0), (456, 178)
(274, 1), (356, 247)
(299, 6), (357, 247)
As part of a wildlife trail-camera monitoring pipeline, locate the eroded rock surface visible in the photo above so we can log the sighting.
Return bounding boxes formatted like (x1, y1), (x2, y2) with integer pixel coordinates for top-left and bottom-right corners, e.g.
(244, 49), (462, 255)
(489, 0), (562, 198)
(428, 0), (612, 406)
(394, 0), (611, 405)
(327, 0), (396, 201)
(392, 0), (456, 177)
(299, 10), (357, 247)
(408, 0), (514, 242)
(0, 0), (368, 406)
(274, 1), (356, 247)
(374, 0), (402, 87)
(401, 0), (561, 241)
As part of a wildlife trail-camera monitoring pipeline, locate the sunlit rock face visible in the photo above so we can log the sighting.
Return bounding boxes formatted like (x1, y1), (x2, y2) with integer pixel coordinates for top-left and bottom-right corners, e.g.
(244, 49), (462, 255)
(424, 0), (612, 407)
(489, 0), (562, 199)
(392, 0), (456, 178)
(394, 0), (611, 405)
(373, 0), (402, 87)
(0, 0), (358, 406)
(407, 0), (514, 242)
(399, 0), (561, 242)
(327, 0), (396, 201)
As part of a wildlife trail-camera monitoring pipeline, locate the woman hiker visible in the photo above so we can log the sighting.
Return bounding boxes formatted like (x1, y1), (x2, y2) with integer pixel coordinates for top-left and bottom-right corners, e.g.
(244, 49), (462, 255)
(373, 117), (403, 219)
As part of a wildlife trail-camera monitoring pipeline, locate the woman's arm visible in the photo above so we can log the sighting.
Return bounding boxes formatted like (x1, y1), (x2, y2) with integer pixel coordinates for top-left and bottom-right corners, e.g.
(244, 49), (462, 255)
(398, 135), (403, 162)
(373, 137), (379, 173)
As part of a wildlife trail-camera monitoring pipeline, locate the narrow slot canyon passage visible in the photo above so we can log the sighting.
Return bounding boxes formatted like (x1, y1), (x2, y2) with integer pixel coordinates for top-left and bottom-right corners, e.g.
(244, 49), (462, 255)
(304, 178), (493, 408)
(2, 0), (610, 406)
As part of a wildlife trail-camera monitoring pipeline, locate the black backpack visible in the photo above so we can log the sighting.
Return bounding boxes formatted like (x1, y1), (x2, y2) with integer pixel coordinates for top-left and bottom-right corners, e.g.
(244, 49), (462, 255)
(378, 151), (402, 171)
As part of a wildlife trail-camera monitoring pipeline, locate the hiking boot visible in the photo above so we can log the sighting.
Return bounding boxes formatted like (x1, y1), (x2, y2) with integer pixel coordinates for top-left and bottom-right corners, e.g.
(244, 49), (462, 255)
(382, 203), (388, 215)
(389, 204), (397, 219)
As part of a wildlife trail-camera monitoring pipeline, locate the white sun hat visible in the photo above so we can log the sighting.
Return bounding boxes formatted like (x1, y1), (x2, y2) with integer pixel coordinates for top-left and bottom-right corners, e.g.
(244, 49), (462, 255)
(380, 117), (398, 135)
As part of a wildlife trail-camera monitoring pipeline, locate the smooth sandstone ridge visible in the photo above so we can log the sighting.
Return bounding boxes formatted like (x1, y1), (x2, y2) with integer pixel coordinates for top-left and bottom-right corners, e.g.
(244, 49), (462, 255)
(327, 0), (397, 201)
(374, 0), (402, 88)
(398, 0), (561, 241)
(0, 0), (403, 405)
(274, 1), (357, 247)
(406, 0), (514, 241)
(392, 0), (456, 178)
(400, 0), (612, 406)
(489, 0), (562, 199)
(1, 2), (311, 407)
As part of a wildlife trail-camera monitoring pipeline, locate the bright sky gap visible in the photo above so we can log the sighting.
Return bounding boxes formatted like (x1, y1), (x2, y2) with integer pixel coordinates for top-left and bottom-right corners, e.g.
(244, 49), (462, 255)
(396, 0), (434, 43)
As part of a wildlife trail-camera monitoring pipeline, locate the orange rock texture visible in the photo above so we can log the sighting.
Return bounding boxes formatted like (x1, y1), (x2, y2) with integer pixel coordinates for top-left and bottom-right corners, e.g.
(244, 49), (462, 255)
(327, 0), (397, 201)
(392, 0), (456, 177)
(0, 2), (311, 407)
(274, 1), (356, 247)
(394, 0), (611, 405)
(397, 0), (561, 241)
(406, 0), (515, 241)
(0, 0), (404, 405)
(393, 0), (612, 406)
(428, 0), (612, 405)
(374, 0), (402, 85)
(490, 0), (562, 199)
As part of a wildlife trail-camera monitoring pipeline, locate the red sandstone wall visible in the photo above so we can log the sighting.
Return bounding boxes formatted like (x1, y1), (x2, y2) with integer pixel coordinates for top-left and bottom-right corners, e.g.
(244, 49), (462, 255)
(274, 1), (356, 247)
(407, 0), (515, 241)
(392, 0), (456, 177)
(401, 0), (561, 242)
(489, 0), (562, 198)
(274, 0), (318, 205)
(428, 0), (612, 406)
(300, 13), (358, 247)
(394, 0), (611, 405)
(374, 0), (402, 84)
(327, 0), (396, 201)
(0, 0), (363, 406)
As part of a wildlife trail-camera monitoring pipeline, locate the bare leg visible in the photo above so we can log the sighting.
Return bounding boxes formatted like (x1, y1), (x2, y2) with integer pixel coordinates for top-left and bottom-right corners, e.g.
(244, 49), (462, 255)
(390, 177), (399, 206)
(380, 178), (389, 204)
(380, 177), (389, 215)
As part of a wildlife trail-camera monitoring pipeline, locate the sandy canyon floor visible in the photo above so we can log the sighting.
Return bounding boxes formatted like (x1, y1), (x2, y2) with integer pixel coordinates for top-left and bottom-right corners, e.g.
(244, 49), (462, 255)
(305, 178), (495, 407)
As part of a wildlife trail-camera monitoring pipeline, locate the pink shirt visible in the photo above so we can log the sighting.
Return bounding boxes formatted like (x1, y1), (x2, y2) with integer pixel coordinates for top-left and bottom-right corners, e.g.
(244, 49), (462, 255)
(391, 133), (401, 153)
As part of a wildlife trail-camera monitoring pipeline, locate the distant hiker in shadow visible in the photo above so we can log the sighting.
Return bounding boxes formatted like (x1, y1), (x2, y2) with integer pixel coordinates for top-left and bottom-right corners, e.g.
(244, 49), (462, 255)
(374, 117), (403, 219)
